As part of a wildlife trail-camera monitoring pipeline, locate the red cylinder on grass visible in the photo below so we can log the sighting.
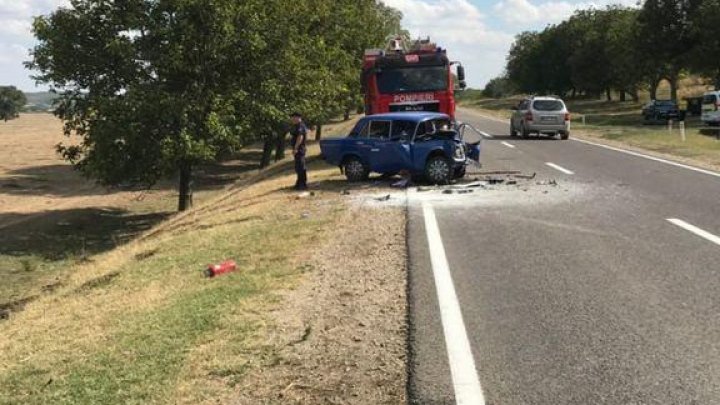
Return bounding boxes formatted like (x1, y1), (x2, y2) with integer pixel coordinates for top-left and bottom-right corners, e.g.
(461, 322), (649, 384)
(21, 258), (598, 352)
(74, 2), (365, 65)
(204, 260), (237, 278)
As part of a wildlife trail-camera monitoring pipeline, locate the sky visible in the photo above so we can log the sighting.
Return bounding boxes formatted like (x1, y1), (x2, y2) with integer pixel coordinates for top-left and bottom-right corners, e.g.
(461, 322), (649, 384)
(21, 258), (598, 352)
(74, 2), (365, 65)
(0, 0), (636, 92)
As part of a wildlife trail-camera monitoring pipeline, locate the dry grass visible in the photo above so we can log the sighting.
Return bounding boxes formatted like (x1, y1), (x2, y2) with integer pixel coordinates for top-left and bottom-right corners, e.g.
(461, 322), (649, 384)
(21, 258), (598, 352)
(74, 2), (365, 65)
(0, 115), (371, 404)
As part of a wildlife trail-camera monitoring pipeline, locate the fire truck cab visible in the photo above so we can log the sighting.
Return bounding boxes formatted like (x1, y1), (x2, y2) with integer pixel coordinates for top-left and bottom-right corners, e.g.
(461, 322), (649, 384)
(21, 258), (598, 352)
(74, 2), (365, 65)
(361, 37), (465, 119)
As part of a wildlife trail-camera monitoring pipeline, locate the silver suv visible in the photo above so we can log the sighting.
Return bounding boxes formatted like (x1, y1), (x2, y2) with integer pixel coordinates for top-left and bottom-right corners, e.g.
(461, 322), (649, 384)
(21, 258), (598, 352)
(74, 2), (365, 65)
(510, 96), (570, 140)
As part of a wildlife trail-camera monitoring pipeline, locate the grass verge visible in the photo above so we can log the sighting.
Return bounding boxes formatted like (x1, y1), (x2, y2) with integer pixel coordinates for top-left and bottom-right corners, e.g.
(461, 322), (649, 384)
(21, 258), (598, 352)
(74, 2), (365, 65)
(0, 119), (360, 404)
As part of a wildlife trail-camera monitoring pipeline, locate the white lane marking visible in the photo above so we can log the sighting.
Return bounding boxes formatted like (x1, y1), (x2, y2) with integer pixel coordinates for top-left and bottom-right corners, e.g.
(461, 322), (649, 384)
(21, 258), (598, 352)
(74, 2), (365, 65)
(667, 218), (720, 246)
(479, 131), (493, 139)
(572, 138), (720, 178)
(422, 203), (485, 405)
(501, 141), (516, 149)
(545, 162), (575, 175)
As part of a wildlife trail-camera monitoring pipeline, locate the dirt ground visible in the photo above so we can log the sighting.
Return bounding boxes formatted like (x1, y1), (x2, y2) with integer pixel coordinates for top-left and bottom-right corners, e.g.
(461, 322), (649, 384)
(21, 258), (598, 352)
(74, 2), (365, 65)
(233, 206), (408, 405)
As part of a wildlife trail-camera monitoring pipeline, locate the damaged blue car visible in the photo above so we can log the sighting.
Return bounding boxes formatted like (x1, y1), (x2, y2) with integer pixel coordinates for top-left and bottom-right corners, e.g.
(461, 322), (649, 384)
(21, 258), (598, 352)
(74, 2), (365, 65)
(319, 112), (481, 184)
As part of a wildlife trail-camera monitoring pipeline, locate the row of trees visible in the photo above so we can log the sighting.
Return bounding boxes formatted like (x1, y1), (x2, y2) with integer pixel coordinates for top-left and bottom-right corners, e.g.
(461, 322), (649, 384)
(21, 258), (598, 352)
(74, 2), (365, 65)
(0, 86), (27, 122)
(28, 0), (402, 210)
(502, 0), (720, 101)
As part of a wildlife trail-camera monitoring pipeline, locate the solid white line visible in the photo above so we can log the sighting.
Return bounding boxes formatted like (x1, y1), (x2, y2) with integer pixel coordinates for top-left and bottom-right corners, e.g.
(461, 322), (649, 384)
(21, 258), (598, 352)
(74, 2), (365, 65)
(572, 138), (720, 178)
(501, 141), (516, 149)
(667, 218), (720, 246)
(545, 162), (575, 175)
(422, 203), (485, 405)
(479, 131), (493, 139)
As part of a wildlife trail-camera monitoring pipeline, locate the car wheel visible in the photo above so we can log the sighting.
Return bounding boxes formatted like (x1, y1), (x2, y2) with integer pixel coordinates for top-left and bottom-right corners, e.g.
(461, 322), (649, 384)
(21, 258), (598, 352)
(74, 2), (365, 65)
(425, 155), (452, 185)
(560, 130), (569, 140)
(343, 156), (368, 182)
(521, 123), (530, 139)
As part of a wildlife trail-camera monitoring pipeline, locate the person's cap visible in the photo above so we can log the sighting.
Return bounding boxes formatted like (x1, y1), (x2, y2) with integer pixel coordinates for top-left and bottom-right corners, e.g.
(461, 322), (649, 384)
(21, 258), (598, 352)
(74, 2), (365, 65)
(291, 112), (302, 118)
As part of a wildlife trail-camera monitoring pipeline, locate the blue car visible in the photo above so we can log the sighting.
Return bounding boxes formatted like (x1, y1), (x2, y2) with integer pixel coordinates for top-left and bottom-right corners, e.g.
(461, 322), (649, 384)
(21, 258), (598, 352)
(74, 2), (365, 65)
(319, 112), (481, 184)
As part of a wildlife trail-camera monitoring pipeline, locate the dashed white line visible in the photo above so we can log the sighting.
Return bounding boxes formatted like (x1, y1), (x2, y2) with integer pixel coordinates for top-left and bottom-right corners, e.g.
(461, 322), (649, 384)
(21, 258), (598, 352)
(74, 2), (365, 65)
(545, 162), (575, 175)
(667, 218), (720, 246)
(572, 138), (720, 178)
(422, 203), (485, 405)
(501, 141), (516, 149)
(479, 131), (493, 139)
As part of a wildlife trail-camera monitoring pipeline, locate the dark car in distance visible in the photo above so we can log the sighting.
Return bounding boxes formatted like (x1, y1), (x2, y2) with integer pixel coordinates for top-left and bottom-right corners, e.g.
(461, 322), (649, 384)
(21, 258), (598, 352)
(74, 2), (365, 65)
(642, 99), (684, 122)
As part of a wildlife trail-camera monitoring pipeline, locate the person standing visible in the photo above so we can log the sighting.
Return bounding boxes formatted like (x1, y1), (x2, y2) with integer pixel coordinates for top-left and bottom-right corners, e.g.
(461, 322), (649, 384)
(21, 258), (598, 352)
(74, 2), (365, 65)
(289, 112), (308, 190)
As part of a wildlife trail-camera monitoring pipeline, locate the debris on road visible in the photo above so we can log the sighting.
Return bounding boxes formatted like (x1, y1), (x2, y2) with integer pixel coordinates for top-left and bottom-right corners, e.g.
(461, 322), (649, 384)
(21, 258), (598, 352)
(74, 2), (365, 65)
(376, 194), (391, 202)
(391, 179), (410, 188)
(513, 172), (537, 180)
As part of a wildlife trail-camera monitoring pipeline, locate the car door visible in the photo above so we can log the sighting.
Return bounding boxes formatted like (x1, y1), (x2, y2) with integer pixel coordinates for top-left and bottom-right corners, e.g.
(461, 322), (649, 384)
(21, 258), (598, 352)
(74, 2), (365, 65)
(369, 119), (413, 173)
(363, 119), (392, 172)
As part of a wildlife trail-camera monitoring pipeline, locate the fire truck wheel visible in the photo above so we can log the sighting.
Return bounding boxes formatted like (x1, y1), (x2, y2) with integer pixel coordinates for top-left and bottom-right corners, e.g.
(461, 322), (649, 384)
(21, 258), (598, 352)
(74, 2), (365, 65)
(425, 155), (452, 185)
(343, 156), (369, 182)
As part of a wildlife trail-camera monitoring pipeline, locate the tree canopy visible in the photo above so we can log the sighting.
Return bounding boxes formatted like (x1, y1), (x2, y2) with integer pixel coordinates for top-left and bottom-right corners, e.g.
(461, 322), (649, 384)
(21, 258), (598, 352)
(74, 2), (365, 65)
(28, 0), (402, 211)
(500, 1), (720, 101)
(0, 86), (27, 122)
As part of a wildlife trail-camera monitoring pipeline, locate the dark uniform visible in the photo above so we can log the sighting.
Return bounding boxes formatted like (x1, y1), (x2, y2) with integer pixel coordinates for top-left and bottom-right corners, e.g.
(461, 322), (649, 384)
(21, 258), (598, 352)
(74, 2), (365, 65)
(290, 121), (308, 190)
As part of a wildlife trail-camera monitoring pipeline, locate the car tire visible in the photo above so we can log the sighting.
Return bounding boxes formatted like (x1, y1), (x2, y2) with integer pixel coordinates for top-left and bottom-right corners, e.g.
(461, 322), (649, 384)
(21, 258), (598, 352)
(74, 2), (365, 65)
(343, 156), (368, 182)
(560, 130), (569, 140)
(425, 155), (452, 185)
(521, 123), (530, 139)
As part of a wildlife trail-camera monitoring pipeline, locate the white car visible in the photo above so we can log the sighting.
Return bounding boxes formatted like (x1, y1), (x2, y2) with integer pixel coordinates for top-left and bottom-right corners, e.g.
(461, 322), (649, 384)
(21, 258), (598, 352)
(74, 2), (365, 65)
(510, 96), (571, 140)
(701, 90), (720, 126)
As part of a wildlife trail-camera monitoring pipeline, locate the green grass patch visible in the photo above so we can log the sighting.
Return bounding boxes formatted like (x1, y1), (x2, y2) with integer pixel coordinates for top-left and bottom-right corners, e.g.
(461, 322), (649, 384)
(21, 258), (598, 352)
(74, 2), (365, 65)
(0, 201), (339, 404)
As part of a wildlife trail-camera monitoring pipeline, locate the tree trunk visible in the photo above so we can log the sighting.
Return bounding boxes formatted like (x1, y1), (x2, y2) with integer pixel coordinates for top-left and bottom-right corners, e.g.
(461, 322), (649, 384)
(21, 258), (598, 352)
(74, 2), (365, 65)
(669, 76), (678, 101)
(260, 137), (273, 168)
(344, 110), (350, 121)
(619, 90), (626, 102)
(606, 88), (612, 101)
(650, 79), (659, 100)
(631, 89), (639, 102)
(274, 131), (285, 162)
(178, 161), (193, 212)
(314, 124), (323, 141)
(571, 87), (576, 99)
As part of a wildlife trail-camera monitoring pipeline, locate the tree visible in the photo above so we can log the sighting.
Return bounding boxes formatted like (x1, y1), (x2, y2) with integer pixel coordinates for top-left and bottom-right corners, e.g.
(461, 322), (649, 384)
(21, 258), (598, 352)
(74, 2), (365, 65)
(688, 0), (720, 88)
(636, 0), (701, 100)
(0, 86), (27, 122)
(482, 76), (517, 98)
(28, 1), (282, 211)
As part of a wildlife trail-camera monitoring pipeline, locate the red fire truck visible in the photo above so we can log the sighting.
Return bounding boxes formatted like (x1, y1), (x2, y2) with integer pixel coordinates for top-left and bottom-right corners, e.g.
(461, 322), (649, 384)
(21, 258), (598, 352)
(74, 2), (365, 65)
(361, 37), (466, 119)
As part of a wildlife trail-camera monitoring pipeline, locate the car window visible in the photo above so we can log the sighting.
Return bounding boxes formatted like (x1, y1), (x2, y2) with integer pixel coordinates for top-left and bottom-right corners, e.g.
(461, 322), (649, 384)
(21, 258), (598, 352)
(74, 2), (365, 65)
(533, 100), (564, 111)
(703, 95), (717, 104)
(368, 120), (391, 139)
(656, 100), (676, 106)
(391, 120), (415, 139)
(349, 121), (367, 137)
(416, 118), (452, 137)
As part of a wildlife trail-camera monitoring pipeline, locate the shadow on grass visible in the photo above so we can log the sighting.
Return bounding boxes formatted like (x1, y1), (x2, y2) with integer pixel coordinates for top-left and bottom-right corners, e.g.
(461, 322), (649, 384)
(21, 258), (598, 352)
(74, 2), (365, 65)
(0, 148), (267, 198)
(0, 208), (171, 261)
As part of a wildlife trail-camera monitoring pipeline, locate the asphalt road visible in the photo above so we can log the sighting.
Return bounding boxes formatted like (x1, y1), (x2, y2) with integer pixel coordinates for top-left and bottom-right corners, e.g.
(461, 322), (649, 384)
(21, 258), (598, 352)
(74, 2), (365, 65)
(407, 108), (720, 404)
